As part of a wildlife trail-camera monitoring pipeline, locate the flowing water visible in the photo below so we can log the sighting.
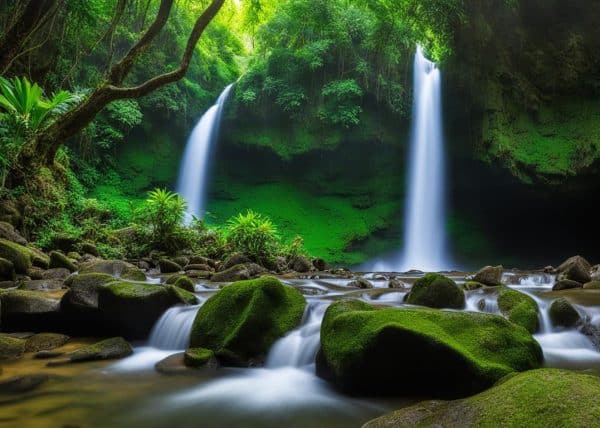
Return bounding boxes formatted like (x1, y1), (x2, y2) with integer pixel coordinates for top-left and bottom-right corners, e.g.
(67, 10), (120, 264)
(3, 273), (600, 427)
(177, 84), (234, 219)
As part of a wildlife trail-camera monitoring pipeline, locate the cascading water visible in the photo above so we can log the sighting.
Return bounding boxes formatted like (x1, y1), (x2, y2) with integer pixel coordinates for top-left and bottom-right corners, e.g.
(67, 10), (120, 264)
(148, 304), (202, 350)
(399, 46), (449, 271)
(177, 84), (234, 219)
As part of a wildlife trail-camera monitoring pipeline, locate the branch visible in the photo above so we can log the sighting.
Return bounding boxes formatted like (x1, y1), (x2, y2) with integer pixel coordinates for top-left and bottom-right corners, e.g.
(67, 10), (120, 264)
(107, 0), (175, 85)
(110, 0), (226, 99)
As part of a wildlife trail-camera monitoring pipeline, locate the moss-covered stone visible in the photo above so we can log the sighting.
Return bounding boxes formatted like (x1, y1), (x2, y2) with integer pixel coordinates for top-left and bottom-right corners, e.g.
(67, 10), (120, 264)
(167, 284), (198, 305)
(159, 259), (182, 274)
(362, 369), (600, 428)
(0, 239), (32, 273)
(0, 334), (26, 359)
(49, 251), (77, 272)
(317, 300), (542, 397)
(79, 259), (146, 281)
(27, 246), (50, 269)
(583, 281), (600, 290)
(549, 298), (581, 327)
(174, 276), (195, 292)
(98, 281), (181, 339)
(24, 333), (69, 352)
(80, 242), (99, 257)
(463, 281), (485, 290)
(0, 290), (62, 331)
(497, 286), (540, 333)
(184, 347), (216, 367)
(48, 337), (133, 365)
(190, 276), (306, 361)
(0, 257), (15, 281)
(553, 279), (583, 290)
(405, 273), (465, 309)
(62, 273), (115, 308)
(211, 263), (266, 282)
(0, 221), (27, 245)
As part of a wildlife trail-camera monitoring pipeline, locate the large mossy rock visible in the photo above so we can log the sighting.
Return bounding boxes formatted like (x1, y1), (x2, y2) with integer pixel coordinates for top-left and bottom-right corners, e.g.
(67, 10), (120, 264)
(211, 263), (266, 282)
(317, 300), (542, 397)
(0, 222), (27, 245)
(97, 281), (182, 339)
(48, 337), (133, 366)
(62, 273), (115, 309)
(0, 239), (33, 273)
(549, 298), (581, 327)
(79, 259), (146, 281)
(49, 251), (77, 272)
(0, 290), (62, 331)
(497, 287), (540, 333)
(190, 277), (306, 362)
(405, 273), (465, 309)
(362, 369), (600, 428)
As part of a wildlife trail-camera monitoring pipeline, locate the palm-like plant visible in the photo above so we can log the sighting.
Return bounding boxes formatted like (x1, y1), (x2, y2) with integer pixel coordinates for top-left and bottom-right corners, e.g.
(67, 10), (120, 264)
(143, 188), (188, 248)
(226, 210), (280, 263)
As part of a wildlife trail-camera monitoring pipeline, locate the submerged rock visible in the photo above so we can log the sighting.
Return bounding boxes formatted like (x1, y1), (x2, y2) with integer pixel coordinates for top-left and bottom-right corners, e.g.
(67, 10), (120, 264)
(211, 263), (266, 282)
(0, 334), (26, 359)
(190, 276), (306, 363)
(405, 273), (465, 309)
(497, 286), (540, 333)
(471, 265), (503, 286)
(549, 298), (580, 327)
(317, 300), (542, 397)
(0, 374), (49, 394)
(48, 337), (133, 365)
(556, 255), (592, 284)
(362, 369), (600, 428)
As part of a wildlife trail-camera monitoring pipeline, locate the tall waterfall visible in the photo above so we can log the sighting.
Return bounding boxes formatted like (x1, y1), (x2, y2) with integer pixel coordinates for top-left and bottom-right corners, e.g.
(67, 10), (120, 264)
(177, 84), (234, 219)
(400, 46), (449, 271)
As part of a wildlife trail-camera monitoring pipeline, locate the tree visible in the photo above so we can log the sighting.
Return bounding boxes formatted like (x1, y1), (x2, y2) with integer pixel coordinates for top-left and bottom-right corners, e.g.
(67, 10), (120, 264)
(10, 0), (226, 178)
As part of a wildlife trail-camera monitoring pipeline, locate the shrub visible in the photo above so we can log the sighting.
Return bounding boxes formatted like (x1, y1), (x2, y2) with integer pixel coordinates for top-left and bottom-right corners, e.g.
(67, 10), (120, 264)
(225, 210), (279, 264)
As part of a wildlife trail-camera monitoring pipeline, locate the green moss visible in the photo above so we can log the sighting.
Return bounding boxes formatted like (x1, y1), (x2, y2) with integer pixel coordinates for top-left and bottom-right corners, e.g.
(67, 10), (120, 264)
(174, 276), (195, 292)
(101, 281), (167, 300)
(0, 239), (32, 273)
(318, 300), (542, 396)
(168, 284), (198, 305)
(0, 334), (26, 359)
(68, 337), (133, 362)
(190, 276), (306, 359)
(497, 286), (540, 333)
(184, 347), (215, 367)
(365, 369), (600, 427)
(49, 251), (77, 272)
(406, 273), (465, 309)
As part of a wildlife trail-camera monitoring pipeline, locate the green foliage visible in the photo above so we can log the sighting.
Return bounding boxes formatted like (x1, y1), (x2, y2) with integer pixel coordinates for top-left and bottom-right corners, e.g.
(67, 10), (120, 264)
(225, 210), (279, 264)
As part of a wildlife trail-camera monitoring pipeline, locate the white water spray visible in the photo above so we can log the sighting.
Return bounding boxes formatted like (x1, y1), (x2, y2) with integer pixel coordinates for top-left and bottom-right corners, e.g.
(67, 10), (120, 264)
(400, 46), (449, 271)
(177, 84), (234, 219)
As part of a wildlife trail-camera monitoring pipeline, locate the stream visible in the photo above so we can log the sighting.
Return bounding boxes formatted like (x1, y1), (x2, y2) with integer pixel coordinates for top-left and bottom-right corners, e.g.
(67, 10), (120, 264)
(2, 272), (600, 427)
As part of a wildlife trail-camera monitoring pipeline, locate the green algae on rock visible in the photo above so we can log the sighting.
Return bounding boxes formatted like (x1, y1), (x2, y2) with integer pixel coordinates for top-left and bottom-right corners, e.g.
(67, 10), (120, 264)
(190, 276), (306, 361)
(497, 286), (540, 333)
(317, 300), (543, 397)
(405, 273), (465, 309)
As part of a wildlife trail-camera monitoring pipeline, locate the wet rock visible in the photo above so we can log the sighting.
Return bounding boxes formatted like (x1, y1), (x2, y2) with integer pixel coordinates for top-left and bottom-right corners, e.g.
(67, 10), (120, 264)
(214, 348), (249, 368)
(155, 353), (189, 375)
(165, 274), (185, 285)
(41, 268), (71, 281)
(543, 265), (555, 273)
(553, 279), (583, 291)
(79, 259), (146, 281)
(0, 222), (27, 245)
(159, 259), (182, 274)
(388, 279), (407, 289)
(591, 265), (600, 281)
(0, 257), (15, 281)
(211, 263), (266, 282)
(361, 369), (600, 428)
(67, 252), (81, 261)
(313, 258), (330, 271)
(24, 333), (69, 352)
(347, 278), (373, 289)
(0, 281), (15, 289)
(189, 255), (217, 268)
(497, 286), (540, 333)
(0, 374), (49, 394)
(463, 281), (485, 290)
(556, 255), (592, 284)
(47, 337), (133, 366)
(0, 334), (26, 359)
(405, 273), (465, 309)
(290, 256), (313, 273)
(190, 277), (306, 363)
(173, 276), (195, 292)
(62, 273), (115, 308)
(26, 266), (45, 279)
(549, 298), (581, 327)
(317, 300), (542, 397)
(172, 256), (190, 268)
(49, 251), (77, 272)
(80, 242), (99, 257)
(34, 350), (64, 359)
(167, 284), (198, 305)
(221, 253), (251, 271)
(471, 265), (503, 286)
(186, 270), (213, 279)
(583, 281), (600, 290)
(0, 239), (33, 273)
(184, 347), (218, 368)
(18, 279), (63, 291)
(184, 263), (213, 272)
(0, 290), (61, 331)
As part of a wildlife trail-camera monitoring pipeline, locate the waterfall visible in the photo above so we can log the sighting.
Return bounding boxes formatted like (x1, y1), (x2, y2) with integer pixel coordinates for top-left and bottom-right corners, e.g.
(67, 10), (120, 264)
(148, 304), (201, 350)
(177, 84), (234, 219)
(399, 46), (449, 272)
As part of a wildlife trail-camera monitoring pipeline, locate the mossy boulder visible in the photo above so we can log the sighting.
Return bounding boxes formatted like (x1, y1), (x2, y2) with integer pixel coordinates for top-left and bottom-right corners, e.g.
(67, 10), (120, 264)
(24, 333), (69, 352)
(0, 334), (26, 359)
(48, 337), (133, 366)
(190, 276), (306, 362)
(211, 263), (266, 282)
(167, 284), (198, 305)
(49, 251), (77, 272)
(463, 281), (485, 290)
(62, 273), (115, 308)
(317, 300), (542, 397)
(497, 287), (540, 333)
(79, 259), (146, 281)
(80, 242), (99, 257)
(18, 279), (63, 291)
(98, 281), (183, 339)
(41, 268), (71, 281)
(583, 280), (600, 290)
(362, 369), (600, 428)
(0, 290), (61, 331)
(0, 239), (32, 273)
(549, 298), (581, 327)
(173, 276), (195, 292)
(159, 259), (182, 274)
(0, 257), (15, 281)
(471, 265), (503, 286)
(0, 222), (26, 245)
(405, 273), (465, 309)
(27, 246), (50, 269)
(184, 347), (217, 368)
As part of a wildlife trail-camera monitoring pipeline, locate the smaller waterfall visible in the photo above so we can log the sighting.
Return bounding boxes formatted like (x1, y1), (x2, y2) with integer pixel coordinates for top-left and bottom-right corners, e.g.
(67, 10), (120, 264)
(148, 304), (201, 350)
(177, 84), (234, 219)
(266, 301), (328, 368)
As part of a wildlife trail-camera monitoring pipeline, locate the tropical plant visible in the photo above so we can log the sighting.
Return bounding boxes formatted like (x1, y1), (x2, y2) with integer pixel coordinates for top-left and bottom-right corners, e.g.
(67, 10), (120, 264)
(137, 188), (188, 252)
(226, 209), (280, 263)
